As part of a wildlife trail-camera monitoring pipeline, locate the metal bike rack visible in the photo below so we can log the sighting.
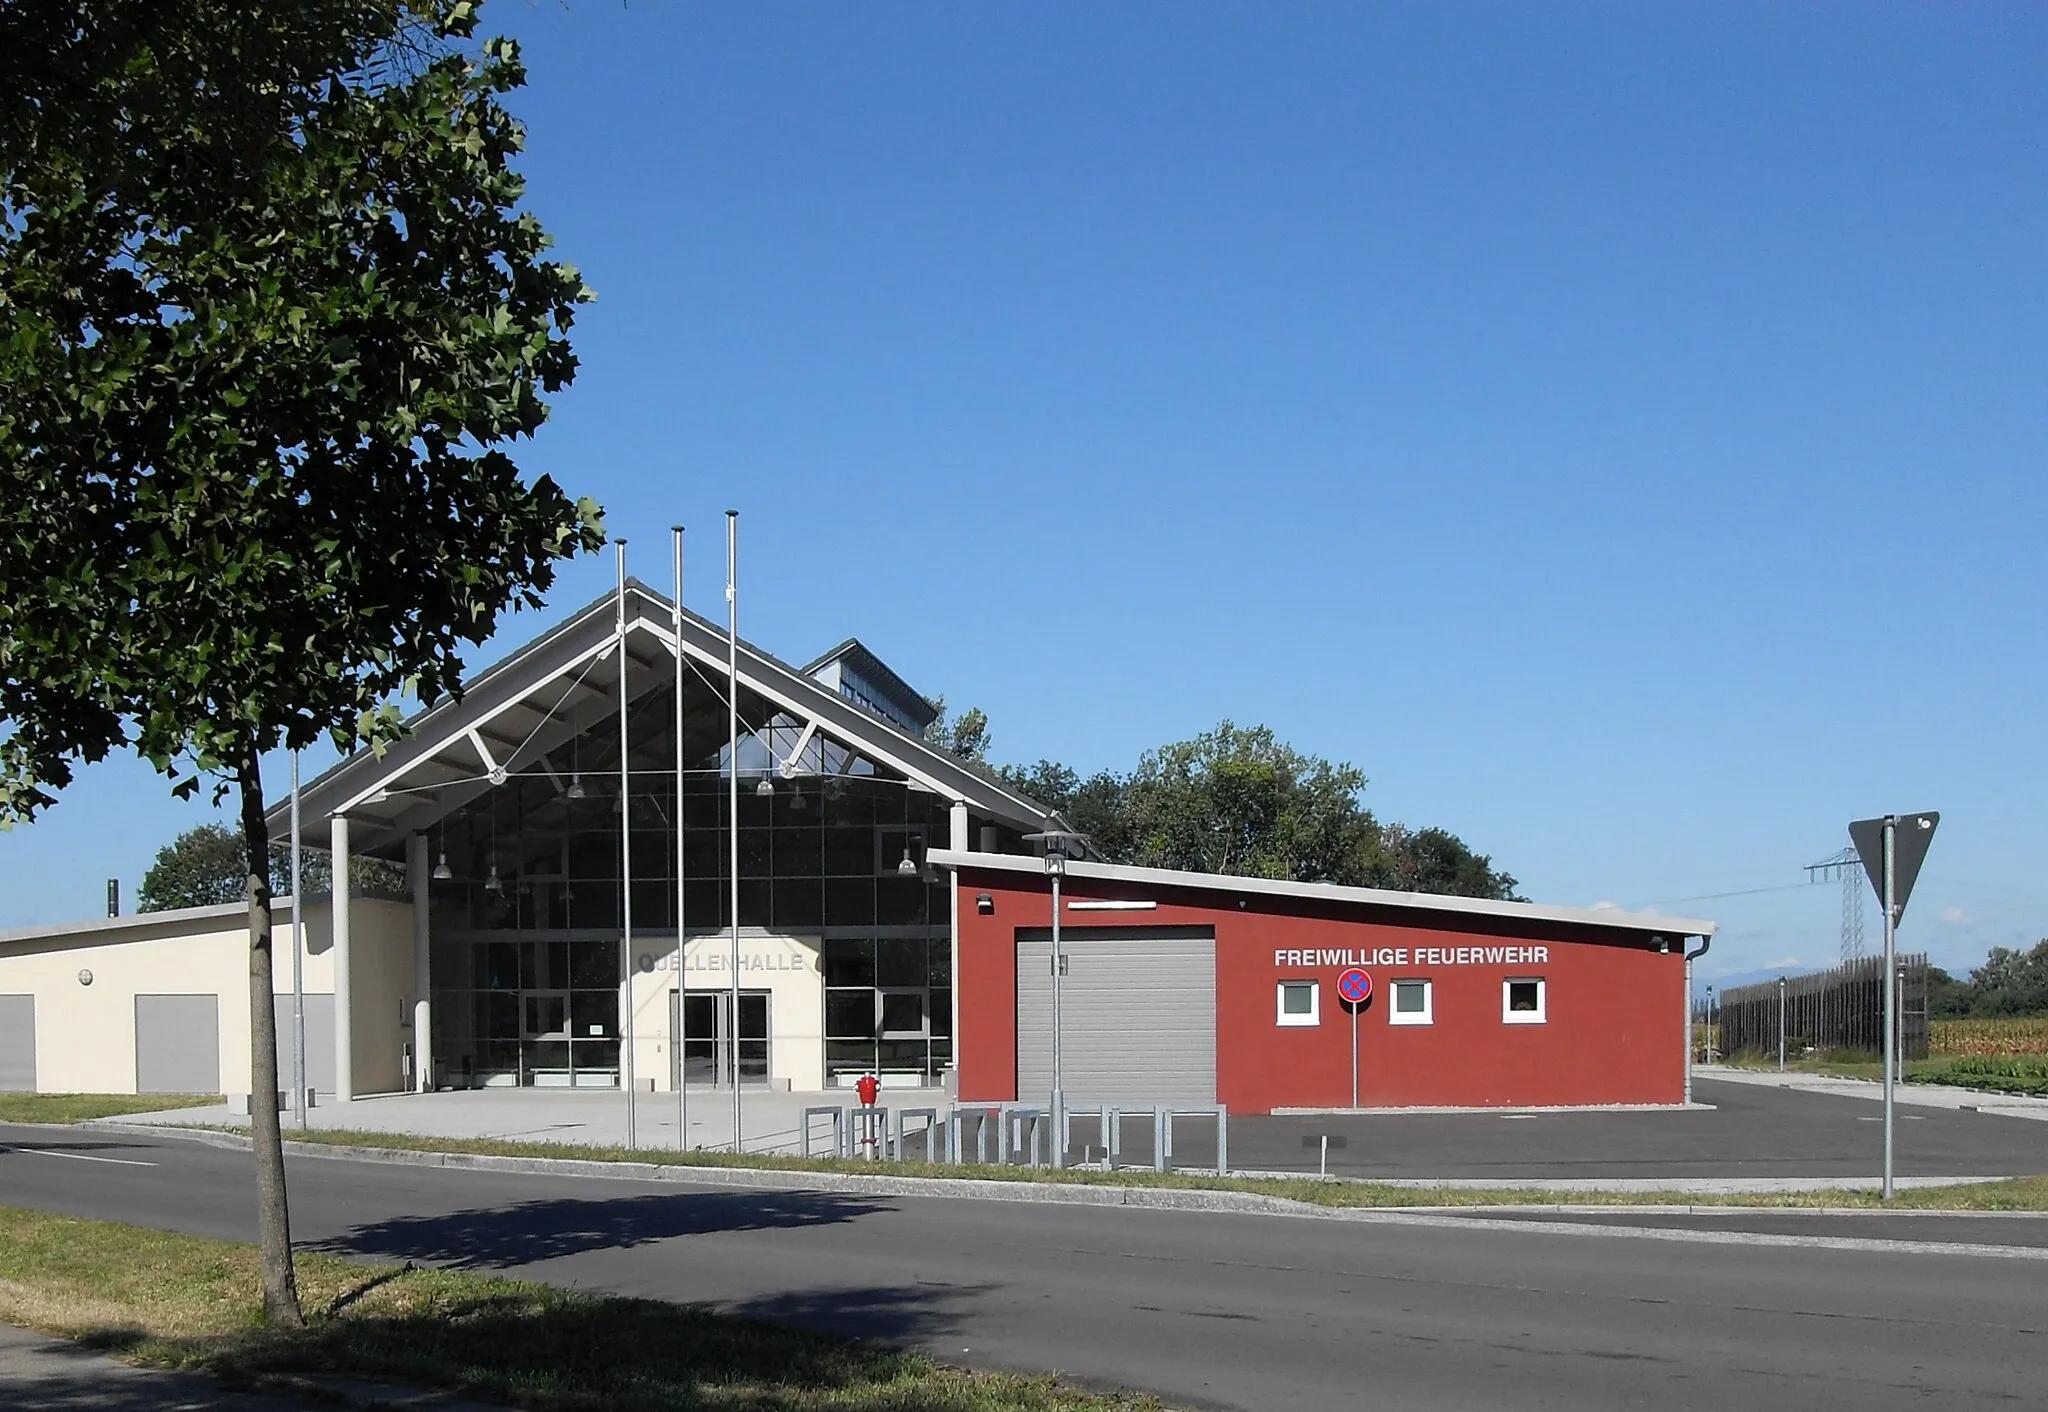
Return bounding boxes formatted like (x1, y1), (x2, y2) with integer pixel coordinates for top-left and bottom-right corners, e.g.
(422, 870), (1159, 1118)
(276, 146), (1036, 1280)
(894, 1106), (941, 1162)
(800, 1105), (843, 1158)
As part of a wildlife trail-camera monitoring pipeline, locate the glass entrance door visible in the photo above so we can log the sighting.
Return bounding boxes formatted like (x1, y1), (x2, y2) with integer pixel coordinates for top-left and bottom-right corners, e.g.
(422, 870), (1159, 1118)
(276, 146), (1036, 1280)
(671, 990), (771, 1088)
(521, 990), (572, 1086)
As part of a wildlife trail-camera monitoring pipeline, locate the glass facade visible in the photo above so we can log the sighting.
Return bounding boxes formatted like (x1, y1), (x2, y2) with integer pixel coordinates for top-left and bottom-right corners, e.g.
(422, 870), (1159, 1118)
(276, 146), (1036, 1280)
(422, 677), (960, 1088)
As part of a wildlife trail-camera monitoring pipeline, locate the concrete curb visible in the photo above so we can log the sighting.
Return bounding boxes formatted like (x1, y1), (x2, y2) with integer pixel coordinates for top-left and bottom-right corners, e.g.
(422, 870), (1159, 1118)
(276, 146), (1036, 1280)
(81, 1120), (2041, 1220)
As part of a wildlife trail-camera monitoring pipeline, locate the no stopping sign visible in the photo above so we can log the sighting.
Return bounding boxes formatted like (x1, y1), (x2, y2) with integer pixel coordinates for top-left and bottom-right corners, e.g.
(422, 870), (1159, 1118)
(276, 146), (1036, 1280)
(1338, 968), (1372, 1005)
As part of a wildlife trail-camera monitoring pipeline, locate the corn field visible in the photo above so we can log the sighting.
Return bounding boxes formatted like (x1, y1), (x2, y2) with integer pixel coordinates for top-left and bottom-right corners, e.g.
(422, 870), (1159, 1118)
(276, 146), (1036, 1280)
(1930, 1018), (2048, 1057)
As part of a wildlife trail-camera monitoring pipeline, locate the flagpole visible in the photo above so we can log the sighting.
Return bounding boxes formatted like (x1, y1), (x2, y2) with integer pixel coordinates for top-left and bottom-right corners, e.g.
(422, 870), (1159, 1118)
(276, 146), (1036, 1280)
(618, 539), (637, 1148)
(726, 510), (742, 1153)
(290, 753), (306, 1129)
(672, 524), (687, 1152)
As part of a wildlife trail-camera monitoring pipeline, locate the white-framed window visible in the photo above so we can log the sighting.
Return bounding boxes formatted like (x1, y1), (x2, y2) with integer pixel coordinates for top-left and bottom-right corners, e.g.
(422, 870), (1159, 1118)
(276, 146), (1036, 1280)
(1276, 979), (1320, 1027)
(1503, 977), (1547, 1024)
(1389, 978), (1433, 1026)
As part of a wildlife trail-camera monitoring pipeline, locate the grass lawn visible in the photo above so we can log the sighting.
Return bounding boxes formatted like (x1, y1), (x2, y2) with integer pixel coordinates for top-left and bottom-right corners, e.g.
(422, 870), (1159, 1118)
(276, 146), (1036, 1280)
(213, 1125), (2048, 1211)
(0, 1093), (214, 1124)
(0, 1205), (1158, 1411)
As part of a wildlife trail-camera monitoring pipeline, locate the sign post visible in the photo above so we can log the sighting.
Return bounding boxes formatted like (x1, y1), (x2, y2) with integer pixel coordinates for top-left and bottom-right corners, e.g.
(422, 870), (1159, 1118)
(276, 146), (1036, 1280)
(1337, 969), (1372, 1110)
(1848, 811), (1938, 1201)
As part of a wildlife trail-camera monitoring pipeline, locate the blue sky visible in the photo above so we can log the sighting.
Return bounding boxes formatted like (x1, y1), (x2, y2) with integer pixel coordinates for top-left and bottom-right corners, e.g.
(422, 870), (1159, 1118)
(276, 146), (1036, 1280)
(4, 3), (2044, 981)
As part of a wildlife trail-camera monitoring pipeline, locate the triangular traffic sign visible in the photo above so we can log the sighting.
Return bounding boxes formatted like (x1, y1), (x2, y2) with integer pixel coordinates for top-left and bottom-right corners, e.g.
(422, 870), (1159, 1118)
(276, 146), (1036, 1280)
(1848, 812), (1939, 926)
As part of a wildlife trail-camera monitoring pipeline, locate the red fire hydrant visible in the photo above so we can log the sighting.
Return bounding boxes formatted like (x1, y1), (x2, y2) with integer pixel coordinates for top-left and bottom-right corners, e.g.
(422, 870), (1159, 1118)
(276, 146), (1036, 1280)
(855, 1073), (881, 1157)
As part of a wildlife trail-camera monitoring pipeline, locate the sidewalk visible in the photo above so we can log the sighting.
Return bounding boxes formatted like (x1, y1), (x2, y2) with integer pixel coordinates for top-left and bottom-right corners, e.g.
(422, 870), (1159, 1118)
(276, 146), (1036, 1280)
(0, 1323), (499, 1411)
(1700, 1065), (2048, 1121)
(116, 1085), (947, 1155)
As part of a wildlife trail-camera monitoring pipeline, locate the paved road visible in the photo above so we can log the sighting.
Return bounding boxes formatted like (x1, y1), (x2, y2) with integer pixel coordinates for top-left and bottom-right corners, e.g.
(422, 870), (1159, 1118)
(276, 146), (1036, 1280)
(5, 1120), (2047, 1410)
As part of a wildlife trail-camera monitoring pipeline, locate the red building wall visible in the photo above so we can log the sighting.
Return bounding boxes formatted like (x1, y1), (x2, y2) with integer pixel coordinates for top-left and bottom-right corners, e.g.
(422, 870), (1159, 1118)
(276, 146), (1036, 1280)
(954, 868), (1688, 1113)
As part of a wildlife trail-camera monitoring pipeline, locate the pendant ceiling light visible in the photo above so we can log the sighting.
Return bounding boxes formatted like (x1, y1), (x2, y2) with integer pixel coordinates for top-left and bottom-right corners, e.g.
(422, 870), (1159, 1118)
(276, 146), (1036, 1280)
(755, 774), (776, 798)
(789, 789), (807, 812)
(897, 841), (918, 876)
(567, 772), (587, 800)
(432, 821), (454, 881)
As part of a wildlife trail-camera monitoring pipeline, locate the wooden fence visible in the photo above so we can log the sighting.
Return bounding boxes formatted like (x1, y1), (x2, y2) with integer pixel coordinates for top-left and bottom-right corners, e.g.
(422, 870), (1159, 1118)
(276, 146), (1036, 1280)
(1712, 954), (1928, 1061)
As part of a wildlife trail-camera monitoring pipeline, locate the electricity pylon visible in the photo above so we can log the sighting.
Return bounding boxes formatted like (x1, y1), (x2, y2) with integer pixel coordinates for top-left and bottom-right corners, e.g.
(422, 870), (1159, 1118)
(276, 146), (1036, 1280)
(1806, 846), (1867, 964)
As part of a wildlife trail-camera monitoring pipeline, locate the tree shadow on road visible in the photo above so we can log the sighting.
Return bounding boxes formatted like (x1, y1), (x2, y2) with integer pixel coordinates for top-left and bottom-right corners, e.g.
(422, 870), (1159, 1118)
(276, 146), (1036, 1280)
(314, 1189), (893, 1269)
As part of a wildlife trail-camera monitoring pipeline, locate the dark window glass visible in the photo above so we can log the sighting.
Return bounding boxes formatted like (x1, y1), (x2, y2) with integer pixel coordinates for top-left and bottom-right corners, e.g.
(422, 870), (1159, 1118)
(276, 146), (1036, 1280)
(484, 943), (520, 990)
(821, 788), (874, 829)
(682, 830), (723, 880)
(484, 991), (518, 1039)
(826, 1039), (878, 1074)
(570, 991), (615, 1038)
(474, 886), (517, 930)
(880, 990), (926, 1036)
(876, 876), (927, 926)
(737, 879), (770, 929)
(826, 989), (876, 1038)
(823, 827), (872, 876)
(629, 831), (674, 879)
(824, 876), (874, 927)
(773, 825), (821, 874)
(1508, 980), (1543, 1013)
(568, 884), (620, 930)
(772, 878), (822, 929)
(541, 941), (570, 990)
(681, 877), (724, 930)
(568, 831), (615, 878)
(926, 942), (952, 987)
(572, 1038), (620, 1073)
(930, 987), (953, 1038)
(569, 941), (615, 989)
(738, 828), (772, 879)
(823, 937), (875, 987)
(630, 879), (674, 928)
(877, 938), (925, 987)
(876, 1039), (929, 1071)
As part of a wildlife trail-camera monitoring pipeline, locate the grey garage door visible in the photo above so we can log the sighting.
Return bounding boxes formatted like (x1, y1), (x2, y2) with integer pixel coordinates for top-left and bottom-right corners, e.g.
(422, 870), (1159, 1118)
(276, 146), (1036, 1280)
(135, 995), (220, 1094)
(0, 995), (33, 1091)
(272, 994), (336, 1098)
(1016, 929), (1216, 1104)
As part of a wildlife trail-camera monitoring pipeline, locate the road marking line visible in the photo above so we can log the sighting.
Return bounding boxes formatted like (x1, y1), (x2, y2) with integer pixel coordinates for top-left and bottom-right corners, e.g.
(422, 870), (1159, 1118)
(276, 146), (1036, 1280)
(0, 1145), (157, 1167)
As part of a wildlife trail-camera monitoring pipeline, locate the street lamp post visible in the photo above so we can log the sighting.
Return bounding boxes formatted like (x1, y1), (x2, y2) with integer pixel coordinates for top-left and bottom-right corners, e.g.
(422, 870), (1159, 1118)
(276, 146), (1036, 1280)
(1025, 829), (1089, 1171)
(1046, 849), (1065, 1170)
(1778, 976), (1787, 1073)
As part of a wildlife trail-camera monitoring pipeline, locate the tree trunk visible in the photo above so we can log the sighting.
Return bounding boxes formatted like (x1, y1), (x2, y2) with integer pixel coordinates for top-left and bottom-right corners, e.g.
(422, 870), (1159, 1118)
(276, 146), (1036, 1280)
(239, 740), (303, 1327)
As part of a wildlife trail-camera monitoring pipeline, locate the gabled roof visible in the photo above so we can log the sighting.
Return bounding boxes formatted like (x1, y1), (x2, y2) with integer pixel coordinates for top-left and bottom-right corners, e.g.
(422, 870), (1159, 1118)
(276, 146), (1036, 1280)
(929, 849), (1717, 940)
(270, 582), (1057, 855)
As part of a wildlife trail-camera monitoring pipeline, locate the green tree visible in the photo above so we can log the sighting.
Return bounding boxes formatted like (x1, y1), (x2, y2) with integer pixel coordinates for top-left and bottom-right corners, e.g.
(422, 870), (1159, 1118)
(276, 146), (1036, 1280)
(1966, 942), (2048, 1018)
(138, 822), (404, 912)
(0, 0), (602, 1323)
(925, 698), (993, 764)
(997, 721), (1518, 900)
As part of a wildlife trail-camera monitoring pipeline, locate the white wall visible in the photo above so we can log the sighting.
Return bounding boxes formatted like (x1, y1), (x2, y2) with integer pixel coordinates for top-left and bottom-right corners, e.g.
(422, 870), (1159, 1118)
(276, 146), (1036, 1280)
(626, 931), (824, 1092)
